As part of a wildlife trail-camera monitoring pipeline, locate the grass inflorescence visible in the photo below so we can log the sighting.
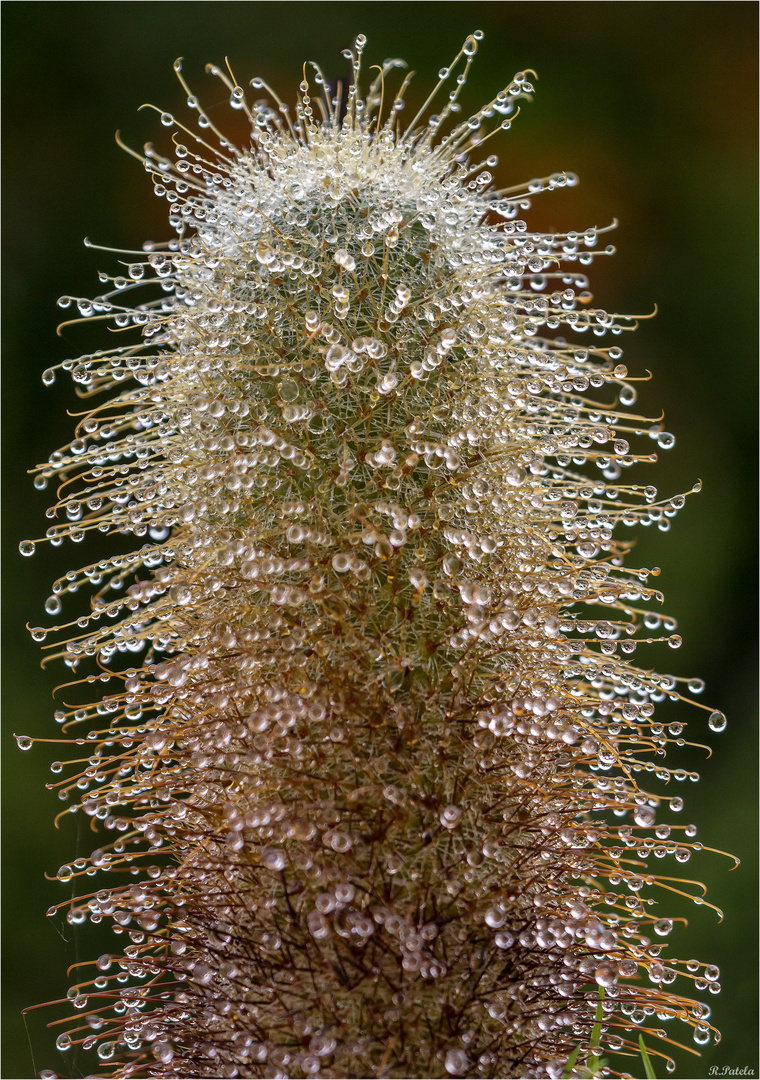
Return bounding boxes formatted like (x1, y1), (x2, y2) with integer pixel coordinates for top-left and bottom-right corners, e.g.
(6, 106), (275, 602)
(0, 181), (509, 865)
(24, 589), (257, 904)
(19, 32), (730, 1080)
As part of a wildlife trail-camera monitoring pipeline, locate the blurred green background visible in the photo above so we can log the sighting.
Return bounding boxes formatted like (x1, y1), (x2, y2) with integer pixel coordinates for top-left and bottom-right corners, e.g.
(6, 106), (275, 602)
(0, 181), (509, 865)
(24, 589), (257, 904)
(2, 3), (756, 1078)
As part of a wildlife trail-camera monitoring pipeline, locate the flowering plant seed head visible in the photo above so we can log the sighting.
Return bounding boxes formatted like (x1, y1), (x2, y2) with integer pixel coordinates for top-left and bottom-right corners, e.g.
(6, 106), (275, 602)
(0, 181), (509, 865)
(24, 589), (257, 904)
(20, 32), (732, 1080)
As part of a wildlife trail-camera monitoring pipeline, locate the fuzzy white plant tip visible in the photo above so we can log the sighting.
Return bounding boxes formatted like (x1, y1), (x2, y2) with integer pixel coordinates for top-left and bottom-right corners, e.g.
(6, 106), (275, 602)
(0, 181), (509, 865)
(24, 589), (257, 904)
(20, 32), (732, 1080)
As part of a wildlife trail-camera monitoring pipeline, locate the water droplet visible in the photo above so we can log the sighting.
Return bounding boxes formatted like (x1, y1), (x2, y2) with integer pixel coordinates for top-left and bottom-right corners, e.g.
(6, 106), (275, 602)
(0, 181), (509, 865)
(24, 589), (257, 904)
(328, 831), (352, 853)
(261, 848), (286, 871)
(484, 906), (505, 929)
(15, 735), (33, 751)
(708, 710), (726, 733)
(19, 540), (36, 557)
(153, 1040), (174, 1064)
(595, 961), (618, 988)
(445, 1049), (469, 1076)
(634, 805), (655, 828)
(439, 805), (462, 829)
(170, 584), (192, 605)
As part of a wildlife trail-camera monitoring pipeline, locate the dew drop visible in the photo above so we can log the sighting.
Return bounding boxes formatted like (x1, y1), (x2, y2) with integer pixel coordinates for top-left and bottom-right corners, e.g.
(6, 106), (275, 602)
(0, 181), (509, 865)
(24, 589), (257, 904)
(484, 906), (505, 929)
(439, 805), (461, 829)
(261, 848), (286, 871)
(595, 962), (619, 988)
(708, 710), (727, 733)
(19, 540), (36, 557)
(15, 735), (33, 751)
(329, 831), (352, 853)
(633, 805), (655, 828)
(445, 1049), (469, 1076)
(153, 1040), (174, 1064)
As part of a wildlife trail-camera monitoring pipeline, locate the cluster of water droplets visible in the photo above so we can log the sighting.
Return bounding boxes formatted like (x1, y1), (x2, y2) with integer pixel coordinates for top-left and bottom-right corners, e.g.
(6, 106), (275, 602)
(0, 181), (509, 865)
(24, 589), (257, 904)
(20, 32), (730, 1080)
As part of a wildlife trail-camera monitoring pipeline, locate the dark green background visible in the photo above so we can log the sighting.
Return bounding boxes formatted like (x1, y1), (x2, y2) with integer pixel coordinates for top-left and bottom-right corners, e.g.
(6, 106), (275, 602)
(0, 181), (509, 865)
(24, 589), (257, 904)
(3, 3), (757, 1078)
